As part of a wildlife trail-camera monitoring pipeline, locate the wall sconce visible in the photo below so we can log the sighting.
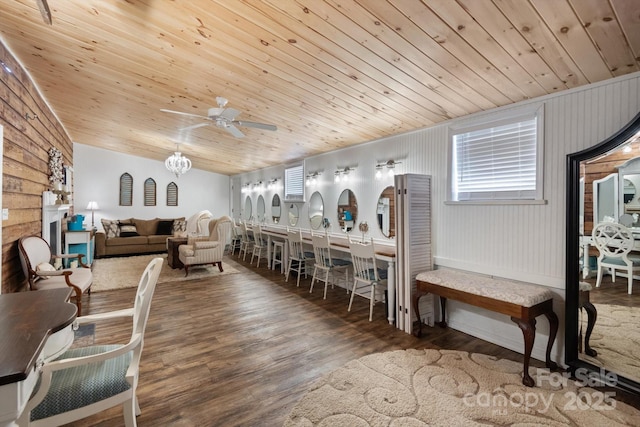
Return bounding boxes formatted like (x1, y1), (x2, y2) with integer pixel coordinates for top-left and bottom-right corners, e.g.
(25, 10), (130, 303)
(241, 183), (252, 193)
(267, 178), (279, 189)
(253, 181), (264, 191)
(375, 160), (402, 180)
(306, 172), (321, 186)
(334, 167), (355, 183)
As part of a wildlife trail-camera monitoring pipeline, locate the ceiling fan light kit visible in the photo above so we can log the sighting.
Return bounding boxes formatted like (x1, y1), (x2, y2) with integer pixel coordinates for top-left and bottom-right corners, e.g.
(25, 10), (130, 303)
(161, 97), (277, 138)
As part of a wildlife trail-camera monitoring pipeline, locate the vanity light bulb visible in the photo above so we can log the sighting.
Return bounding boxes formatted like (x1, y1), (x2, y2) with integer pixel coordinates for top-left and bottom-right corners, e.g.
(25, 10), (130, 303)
(334, 174), (340, 183)
(375, 169), (382, 180)
(388, 168), (395, 177)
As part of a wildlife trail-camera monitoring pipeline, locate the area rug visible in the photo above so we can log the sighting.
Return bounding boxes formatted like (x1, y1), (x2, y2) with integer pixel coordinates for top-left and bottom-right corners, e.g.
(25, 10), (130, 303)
(580, 303), (640, 384)
(90, 254), (239, 292)
(284, 349), (640, 426)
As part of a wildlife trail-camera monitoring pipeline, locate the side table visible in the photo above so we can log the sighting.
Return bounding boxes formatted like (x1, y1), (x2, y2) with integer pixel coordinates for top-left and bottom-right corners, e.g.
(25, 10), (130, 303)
(167, 237), (188, 269)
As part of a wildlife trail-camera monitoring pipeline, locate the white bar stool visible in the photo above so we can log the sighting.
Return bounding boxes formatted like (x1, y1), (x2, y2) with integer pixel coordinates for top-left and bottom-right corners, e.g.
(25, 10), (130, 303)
(272, 240), (284, 273)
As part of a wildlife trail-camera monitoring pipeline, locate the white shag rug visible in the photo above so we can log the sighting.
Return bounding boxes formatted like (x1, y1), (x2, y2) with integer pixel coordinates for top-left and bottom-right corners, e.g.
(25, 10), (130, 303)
(284, 349), (640, 426)
(90, 254), (239, 292)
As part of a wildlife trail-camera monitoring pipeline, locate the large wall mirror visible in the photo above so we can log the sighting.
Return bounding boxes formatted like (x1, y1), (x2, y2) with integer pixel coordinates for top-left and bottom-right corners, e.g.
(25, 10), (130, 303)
(337, 189), (357, 232)
(309, 191), (324, 230)
(244, 195), (252, 221)
(288, 203), (299, 227)
(271, 194), (281, 223)
(377, 186), (395, 238)
(567, 112), (640, 396)
(256, 195), (266, 223)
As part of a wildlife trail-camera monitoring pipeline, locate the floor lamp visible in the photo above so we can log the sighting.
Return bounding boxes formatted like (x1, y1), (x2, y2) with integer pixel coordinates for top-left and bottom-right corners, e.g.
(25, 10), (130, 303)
(86, 201), (99, 230)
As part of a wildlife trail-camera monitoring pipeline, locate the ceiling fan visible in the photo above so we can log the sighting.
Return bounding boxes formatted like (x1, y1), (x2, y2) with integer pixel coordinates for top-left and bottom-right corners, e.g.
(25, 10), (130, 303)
(161, 97), (277, 138)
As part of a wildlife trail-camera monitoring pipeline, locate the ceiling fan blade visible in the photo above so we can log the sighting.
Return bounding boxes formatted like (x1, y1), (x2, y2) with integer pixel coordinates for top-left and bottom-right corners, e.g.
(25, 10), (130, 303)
(160, 109), (209, 120)
(37, 0), (52, 25)
(219, 108), (241, 121)
(224, 124), (245, 138)
(179, 122), (210, 132)
(235, 121), (277, 131)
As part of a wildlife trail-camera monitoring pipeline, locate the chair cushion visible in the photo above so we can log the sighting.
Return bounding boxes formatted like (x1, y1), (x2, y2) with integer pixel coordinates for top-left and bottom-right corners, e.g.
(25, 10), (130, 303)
(30, 345), (132, 421)
(332, 258), (352, 267)
(32, 268), (93, 292)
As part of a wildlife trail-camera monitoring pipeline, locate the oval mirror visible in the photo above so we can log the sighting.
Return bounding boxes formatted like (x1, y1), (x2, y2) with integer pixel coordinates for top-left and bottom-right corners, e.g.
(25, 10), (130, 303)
(377, 186), (395, 238)
(244, 196), (252, 221)
(288, 203), (299, 227)
(257, 195), (266, 222)
(337, 189), (358, 232)
(271, 194), (281, 224)
(309, 191), (324, 230)
(623, 178), (636, 204)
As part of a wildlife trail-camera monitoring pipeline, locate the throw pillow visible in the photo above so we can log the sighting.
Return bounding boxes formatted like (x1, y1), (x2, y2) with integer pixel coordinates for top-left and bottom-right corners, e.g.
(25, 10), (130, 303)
(36, 262), (56, 279)
(119, 224), (139, 237)
(101, 219), (120, 238)
(173, 218), (186, 233)
(156, 220), (174, 235)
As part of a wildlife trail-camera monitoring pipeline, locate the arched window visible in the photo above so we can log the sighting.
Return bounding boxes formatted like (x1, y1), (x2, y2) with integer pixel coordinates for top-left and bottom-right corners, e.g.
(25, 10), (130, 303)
(144, 178), (156, 206)
(119, 173), (133, 206)
(167, 182), (178, 206)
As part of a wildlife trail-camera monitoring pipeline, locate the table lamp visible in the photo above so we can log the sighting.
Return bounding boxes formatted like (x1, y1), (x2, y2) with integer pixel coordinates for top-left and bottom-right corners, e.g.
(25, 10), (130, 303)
(86, 201), (99, 230)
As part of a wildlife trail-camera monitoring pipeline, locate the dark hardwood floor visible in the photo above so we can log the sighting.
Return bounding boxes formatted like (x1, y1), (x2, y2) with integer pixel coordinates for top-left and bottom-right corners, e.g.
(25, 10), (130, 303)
(66, 254), (555, 426)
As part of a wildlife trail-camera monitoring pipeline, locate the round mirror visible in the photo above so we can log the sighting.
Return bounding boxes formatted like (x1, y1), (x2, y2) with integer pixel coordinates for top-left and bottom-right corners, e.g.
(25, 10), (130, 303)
(309, 191), (324, 230)
(376, 186), (395, 238)
(257, 195), (266, 222)
(271, 194), (282, 224)
(244, 196), (252, 221)
(623, 178), (636, 203)
(288, 203), (299, 226)
(337, 189), (358, 232)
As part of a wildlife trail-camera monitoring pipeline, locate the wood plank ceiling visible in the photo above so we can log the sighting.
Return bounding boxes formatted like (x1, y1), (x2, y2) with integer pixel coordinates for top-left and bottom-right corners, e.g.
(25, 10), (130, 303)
(1, 0), (639, 176)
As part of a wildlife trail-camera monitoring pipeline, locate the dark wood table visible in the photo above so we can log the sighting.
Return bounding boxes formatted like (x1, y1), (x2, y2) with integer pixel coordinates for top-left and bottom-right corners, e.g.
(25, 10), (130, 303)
(0, 288), (76, 386)
(167, 237), (188, 269)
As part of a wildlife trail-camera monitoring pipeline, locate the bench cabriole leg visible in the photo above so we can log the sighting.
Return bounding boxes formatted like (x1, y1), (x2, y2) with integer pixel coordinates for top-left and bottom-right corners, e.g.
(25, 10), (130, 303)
(511, 316), (536, 387)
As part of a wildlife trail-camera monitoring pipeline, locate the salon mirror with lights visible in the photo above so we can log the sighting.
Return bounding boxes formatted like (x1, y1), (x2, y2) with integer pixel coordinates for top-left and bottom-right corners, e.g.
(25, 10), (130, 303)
(337, 189), (357, 232)
(256, 195), (266, 223)
(288, 203), (299, 227)
(271, 194), (281, 224)
(567, 112), (640, 396)
(309, 191), (324, 230)
(244, 196), (252, 222)
(376, 186), (395, 238)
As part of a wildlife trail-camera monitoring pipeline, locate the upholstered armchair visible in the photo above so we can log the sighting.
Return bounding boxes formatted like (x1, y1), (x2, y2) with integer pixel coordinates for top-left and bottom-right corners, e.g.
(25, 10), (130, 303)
(18, 235), (93, 316)
(178, 216), (232, 276)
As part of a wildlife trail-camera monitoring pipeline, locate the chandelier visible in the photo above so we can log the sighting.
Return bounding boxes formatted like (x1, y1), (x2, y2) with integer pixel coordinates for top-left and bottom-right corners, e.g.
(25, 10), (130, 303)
(165, 145), (191, 178)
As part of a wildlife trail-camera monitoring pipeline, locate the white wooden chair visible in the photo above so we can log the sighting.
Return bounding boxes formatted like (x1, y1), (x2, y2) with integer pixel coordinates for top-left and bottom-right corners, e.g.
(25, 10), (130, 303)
(250, 224), (268, 268)
(19, 257), (163, 427)
(309, 232), (351, 299)
(285, 228), (310, 287)
(18, 235), (93, 316)
(592, 222), (640, 294)
(348, 237), (387, 321)
(239, 221), (254, 261)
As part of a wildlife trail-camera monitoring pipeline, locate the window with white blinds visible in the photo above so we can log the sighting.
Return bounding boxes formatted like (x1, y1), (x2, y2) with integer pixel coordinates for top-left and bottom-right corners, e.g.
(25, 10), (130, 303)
(284, 164), (305, 202)
(450, 106), (544, 202)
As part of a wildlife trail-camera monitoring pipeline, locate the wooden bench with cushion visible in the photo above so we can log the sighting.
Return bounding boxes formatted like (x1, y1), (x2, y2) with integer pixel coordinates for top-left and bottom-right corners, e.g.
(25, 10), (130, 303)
(413, 269), (560, 387)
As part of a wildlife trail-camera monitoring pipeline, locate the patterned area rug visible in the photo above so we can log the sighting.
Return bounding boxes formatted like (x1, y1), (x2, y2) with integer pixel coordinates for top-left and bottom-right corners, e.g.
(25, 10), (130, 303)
(580, 303), (640, 384)
(284, 349), (640, 426)
(91, 254), (239, 292)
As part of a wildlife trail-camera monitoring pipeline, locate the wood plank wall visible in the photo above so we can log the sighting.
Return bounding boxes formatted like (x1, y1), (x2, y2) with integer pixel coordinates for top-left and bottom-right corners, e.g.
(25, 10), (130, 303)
(1, 41), (73, 293)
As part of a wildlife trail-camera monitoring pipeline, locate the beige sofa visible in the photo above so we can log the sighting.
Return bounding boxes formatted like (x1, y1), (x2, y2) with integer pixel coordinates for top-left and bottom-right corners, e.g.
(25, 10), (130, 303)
(96, 217), (186, 258)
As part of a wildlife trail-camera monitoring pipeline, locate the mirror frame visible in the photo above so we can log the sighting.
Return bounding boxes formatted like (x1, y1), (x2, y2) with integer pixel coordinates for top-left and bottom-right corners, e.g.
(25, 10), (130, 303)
(244, 195), (253, 221)
(308, 191), (324, 230)
(271, 194), (281, 223)
(257, 195), (266, 222)
(566, 111), (640, 396)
